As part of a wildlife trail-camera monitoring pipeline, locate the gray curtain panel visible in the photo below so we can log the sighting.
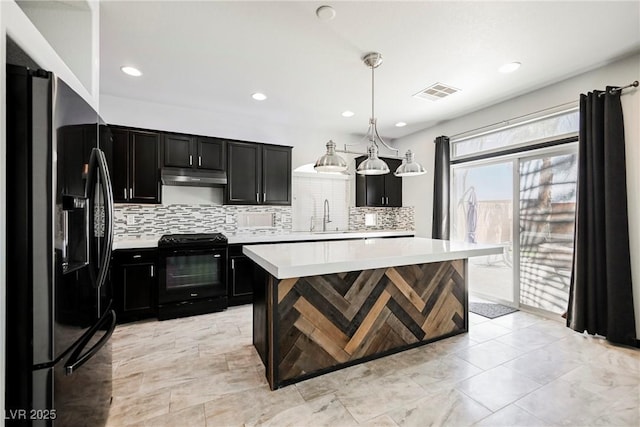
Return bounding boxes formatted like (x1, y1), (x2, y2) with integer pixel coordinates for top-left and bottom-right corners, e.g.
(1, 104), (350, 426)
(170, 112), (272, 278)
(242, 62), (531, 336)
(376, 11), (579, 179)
(567, 88), (636, 346)
(432, 136), (450, 239)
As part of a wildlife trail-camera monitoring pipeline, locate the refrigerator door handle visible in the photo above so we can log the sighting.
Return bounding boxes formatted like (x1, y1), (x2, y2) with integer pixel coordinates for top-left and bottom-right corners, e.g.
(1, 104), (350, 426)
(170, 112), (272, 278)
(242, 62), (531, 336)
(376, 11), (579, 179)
(64, 309), (116, 376)
(92, 148), (114, 315)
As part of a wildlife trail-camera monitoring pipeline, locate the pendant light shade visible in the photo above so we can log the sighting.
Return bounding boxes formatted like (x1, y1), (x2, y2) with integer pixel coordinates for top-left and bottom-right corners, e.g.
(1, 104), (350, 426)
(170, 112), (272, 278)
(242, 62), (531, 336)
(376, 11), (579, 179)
(356, 144), (389, 175)
(314, 140), (347, 172)
(394, 150), (426, 177)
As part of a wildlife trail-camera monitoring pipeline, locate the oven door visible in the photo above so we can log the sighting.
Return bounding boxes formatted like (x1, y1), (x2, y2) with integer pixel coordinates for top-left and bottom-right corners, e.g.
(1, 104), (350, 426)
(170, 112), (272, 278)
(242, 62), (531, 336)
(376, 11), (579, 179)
(158, 247), (227, 303)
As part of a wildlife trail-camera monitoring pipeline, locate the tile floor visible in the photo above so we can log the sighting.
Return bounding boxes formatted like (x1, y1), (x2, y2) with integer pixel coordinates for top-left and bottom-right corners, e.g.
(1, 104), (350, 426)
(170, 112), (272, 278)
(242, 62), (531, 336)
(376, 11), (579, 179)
(107, 304), (639, 427)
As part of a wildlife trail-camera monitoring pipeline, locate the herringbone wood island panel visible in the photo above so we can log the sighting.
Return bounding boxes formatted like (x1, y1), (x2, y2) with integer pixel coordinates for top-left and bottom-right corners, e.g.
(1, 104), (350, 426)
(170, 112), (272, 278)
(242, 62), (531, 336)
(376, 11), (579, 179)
(256, 259), (467, 389)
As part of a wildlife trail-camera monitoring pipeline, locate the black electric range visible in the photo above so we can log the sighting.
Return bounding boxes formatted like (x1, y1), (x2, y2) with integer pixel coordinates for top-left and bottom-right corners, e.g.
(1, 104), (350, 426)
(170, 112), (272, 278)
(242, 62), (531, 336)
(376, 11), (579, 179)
(157, 233), (228, 320)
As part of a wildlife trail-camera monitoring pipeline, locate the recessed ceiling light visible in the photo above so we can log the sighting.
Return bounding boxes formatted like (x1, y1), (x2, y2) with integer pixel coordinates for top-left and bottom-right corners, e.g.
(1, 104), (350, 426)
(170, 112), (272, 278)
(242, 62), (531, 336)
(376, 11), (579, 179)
(252, 92), (267, 101)
(316, 5), (336, 21)
(120, 66), (142, 77)
(499, 62), (521, 73)
(341, 110), (354, 118)
(395, 122), (407, 127)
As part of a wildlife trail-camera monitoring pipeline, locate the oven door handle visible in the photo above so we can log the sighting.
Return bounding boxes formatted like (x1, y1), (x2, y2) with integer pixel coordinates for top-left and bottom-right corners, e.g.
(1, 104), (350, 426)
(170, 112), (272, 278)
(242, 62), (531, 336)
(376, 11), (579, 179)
(162, 248), (227, 255)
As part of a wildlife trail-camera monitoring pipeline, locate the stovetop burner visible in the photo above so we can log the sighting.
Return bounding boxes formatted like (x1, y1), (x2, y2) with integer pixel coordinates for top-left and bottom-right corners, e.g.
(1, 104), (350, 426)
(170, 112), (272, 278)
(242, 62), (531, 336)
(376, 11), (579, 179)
(158, 233), (228, 248)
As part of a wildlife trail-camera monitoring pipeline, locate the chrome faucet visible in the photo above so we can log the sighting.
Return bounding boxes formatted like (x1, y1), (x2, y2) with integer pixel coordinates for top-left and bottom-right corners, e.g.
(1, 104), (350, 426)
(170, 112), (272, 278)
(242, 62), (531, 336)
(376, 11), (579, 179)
(323, 199), (331, 232)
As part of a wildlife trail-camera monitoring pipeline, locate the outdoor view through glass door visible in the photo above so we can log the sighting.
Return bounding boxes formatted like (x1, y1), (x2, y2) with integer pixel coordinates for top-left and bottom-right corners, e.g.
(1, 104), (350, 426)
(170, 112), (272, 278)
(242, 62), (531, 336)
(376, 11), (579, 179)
(452, 161), (514, 303)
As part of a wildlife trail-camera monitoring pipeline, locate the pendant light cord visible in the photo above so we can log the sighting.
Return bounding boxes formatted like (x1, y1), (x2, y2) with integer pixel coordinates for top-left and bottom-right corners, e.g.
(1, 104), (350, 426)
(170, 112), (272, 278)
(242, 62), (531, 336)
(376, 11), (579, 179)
(371, 63), (375, 122)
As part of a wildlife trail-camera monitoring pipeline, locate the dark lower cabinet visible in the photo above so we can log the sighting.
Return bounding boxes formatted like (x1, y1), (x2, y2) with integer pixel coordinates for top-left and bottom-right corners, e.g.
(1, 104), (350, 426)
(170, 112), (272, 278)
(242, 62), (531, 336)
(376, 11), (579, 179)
(228, 244), (256, 306)
(111, 249), (157, 322)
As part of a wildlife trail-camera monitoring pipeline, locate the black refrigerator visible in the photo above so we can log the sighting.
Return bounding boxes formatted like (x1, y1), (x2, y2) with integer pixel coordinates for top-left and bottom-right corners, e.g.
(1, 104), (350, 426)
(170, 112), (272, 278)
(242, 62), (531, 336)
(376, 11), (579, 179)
(5, 64), (116, 426)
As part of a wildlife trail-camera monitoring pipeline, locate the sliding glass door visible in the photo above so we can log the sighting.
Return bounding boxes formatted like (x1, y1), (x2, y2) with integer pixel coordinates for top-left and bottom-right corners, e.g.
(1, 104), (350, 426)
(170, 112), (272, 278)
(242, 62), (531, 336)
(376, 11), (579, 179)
(451, 146), (578, 314)
(452, 161), (514, 304)
(519, 150), (577, 313)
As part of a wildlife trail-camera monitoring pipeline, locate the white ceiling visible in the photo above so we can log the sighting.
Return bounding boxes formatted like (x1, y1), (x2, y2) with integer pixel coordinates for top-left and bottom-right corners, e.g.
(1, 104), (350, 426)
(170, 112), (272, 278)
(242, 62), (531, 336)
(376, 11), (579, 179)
(100, 1), (640, 141)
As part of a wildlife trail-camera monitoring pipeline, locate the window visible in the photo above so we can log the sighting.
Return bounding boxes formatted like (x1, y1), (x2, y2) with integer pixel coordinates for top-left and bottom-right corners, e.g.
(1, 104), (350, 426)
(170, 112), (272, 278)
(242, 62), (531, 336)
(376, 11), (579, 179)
(452, 109), (579, 160)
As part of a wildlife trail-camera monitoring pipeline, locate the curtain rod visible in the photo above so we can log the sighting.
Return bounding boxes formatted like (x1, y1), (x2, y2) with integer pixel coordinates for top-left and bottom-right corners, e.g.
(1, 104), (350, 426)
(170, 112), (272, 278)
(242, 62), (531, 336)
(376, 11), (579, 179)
(449, 100), (577, 141)
(598, 80), (639, 97)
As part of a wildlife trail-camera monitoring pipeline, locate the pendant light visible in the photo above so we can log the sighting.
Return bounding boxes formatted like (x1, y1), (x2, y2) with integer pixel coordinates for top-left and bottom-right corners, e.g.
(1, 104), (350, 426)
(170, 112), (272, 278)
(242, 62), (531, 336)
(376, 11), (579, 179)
(355, 52), (426, 177)
(314, 52), (426, 177)
(394, 150), (426, 176)
(314, 140), (347, 172)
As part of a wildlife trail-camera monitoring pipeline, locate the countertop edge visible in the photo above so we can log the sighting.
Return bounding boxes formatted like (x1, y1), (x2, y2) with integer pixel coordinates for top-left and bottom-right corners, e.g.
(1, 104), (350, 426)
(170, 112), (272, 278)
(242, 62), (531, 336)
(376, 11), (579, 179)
(243, 238), (504, 279)
(111, 230), (415, 250)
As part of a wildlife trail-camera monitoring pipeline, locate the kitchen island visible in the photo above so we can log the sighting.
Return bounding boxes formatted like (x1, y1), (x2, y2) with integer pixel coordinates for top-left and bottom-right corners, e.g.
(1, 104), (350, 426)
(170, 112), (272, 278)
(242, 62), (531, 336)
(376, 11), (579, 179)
(243, 237), (502, 389)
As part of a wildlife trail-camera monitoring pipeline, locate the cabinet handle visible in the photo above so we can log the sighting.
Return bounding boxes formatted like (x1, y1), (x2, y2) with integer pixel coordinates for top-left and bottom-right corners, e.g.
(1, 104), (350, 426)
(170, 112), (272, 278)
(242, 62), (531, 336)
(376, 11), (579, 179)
(232, 259), (235, 269)
(198, 156), (202, 167)
(189, 155), (193, 166)
(123, 188), (127, 199)
(150, 265), (154, 277)
(129, 188), (133, 199)
(382, 196), (385, 205)
(386, 196), (389, 205)
(133, 254), (142, 259)
(256, 193), (259, 203)
(263, 192), (266, 202)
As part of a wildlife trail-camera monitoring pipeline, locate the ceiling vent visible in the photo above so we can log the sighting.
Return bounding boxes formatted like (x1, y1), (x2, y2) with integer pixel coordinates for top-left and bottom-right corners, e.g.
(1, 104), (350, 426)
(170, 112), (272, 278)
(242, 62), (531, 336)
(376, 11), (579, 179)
(413, 83), (460, 101)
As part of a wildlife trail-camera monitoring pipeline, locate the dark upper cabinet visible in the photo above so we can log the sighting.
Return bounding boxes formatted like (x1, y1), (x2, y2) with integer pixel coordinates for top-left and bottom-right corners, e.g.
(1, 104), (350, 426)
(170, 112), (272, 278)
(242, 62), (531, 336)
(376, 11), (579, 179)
(163, 133), (193, 168)
(57, 124), (95, 197)
(355, 156), (403, 207)
(226, 141), (261, 204)
(226, 141), (291, 205)
(262, 145), (292, 205)
(109, 127), (161, 203)
(163, 133), (226, 171)
(197, 137), (226, 170)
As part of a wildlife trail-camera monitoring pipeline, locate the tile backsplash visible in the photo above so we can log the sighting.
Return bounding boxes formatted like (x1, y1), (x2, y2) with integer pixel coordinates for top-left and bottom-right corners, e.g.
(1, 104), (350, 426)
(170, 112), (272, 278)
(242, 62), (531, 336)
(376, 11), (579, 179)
(113, 204), (292, 240)
(348, 206), (414, 231)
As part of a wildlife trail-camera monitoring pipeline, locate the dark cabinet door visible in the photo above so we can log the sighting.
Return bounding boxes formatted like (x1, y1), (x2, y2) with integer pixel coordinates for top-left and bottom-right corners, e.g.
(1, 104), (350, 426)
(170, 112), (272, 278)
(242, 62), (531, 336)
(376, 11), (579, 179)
(384, 158), (403, 207)
(112, 250), (157, 322)
(130, 131), (160, 203)
(197, 137), (226, 171)
(367, 175), (386, 207)
(262, 145), (291, 205)
(163, 133), (193, 168)
(355, 156), (402, 207)
(230, 255), (254, 298)
(99, 125), (114, 180)
(226, 141), (261, 204)
(355, 156), (384, 207)
(110, 128), (130, 203)
(58, 125), (90, 197)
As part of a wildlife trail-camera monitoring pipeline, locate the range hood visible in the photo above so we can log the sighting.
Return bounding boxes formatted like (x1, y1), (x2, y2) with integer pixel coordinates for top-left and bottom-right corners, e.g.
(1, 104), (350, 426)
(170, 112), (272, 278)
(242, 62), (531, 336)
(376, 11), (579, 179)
(161, 168), (227, 187)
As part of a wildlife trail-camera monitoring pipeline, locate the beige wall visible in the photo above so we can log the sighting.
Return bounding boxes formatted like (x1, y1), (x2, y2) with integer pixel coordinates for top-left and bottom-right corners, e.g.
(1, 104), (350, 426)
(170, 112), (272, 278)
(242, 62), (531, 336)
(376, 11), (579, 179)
(395, 53), (640, 338)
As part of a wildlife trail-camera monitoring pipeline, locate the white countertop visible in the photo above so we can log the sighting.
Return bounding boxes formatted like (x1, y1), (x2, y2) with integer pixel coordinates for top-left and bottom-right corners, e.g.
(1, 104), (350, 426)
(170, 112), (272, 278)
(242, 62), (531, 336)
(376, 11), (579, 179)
(112, 236), (160, 250)
(227, 230), (414, 244)
(243, 237), (504, 279)
(111, 230), (414, 250)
